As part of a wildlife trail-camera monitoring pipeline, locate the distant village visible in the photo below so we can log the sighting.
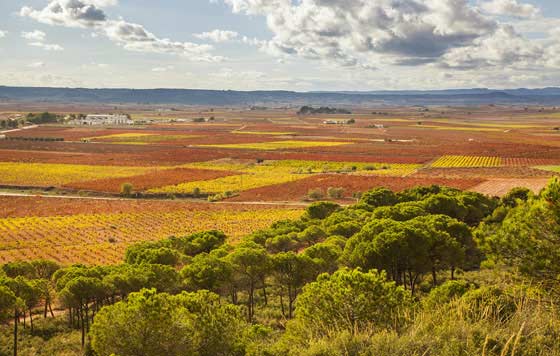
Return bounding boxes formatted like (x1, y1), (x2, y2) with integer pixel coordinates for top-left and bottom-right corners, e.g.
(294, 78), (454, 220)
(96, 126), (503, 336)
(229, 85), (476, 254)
(68, 114), (134, 126)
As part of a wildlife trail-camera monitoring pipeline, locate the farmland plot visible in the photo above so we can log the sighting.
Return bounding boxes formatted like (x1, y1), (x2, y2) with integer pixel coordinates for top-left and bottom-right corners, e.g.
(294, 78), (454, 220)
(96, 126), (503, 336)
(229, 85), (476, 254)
(0, 162), (150, 187)
(149, 160), (421, 195)
(196, 140), (353, 150)
(431, 155), (502, 168)
(470, 178), (550, 197)
(0, 203), (303, 265)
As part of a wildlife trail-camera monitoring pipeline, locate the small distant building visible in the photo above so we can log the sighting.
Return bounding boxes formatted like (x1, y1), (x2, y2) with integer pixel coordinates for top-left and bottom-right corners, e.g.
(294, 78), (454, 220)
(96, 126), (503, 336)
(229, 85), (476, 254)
(323, 119), (354, 125)
(70, 114), (134, 126)
(0, 134), (6, 140)
(373, 124), (384, 129)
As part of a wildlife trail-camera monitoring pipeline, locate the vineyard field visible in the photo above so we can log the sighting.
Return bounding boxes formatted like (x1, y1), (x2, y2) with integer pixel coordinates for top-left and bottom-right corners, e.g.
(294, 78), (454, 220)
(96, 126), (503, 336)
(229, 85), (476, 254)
(196, 140), (353, 150)
(535, 166), (560, 173)
(0, 198), (303, 265)
(64, 167), (237, 193)
(85, 133), (202, 144)
(149, 160), (421, 195)
(431, 155), (502, 168)
(228, 175), (484, 202)
(2, 106), (560, 265)
(0, 162), (151, 186)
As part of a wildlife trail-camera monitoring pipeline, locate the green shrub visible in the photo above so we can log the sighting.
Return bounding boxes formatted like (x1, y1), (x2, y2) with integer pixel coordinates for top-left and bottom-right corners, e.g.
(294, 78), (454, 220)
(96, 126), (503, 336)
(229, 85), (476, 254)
(307, 188), (325, 201)
(327, 187), (345, 199)
(120, 183), (133, 197)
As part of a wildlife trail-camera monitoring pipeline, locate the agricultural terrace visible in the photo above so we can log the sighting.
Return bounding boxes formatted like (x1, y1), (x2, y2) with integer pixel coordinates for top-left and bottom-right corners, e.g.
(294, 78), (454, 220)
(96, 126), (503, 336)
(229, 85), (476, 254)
(0, 197), (303, 265)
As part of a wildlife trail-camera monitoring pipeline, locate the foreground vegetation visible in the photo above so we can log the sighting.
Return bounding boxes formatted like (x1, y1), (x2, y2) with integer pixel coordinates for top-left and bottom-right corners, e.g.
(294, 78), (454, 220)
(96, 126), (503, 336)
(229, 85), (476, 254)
(1, 179), (560, 355)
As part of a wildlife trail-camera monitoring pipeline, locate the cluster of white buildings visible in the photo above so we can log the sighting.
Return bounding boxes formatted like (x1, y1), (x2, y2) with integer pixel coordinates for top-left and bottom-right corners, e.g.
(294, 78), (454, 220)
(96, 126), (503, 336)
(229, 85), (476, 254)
(70, 114), (134, 126)
(323, 119), (354, 125)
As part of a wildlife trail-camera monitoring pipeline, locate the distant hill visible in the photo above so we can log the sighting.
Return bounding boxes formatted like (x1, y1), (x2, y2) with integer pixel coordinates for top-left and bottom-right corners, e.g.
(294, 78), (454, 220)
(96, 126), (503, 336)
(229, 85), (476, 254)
(1, 86), (560, 106)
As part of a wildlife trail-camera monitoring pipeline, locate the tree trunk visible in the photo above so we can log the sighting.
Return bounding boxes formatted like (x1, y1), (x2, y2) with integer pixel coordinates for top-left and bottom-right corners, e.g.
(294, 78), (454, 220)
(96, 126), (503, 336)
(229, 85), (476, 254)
(230, 287), (238, 305)
(262, 286), (268, 306)
(411, 273), (420, 296)
(44, 300), (48, 319)
(451, 266), (456, 280)
(84, 304), (90, 332)
(13, 309), (18, 356)
(29, 309), (33, 333)
(432, 267), (437, 287)
(79, 305), (85, 348)
(279, 292), (286, 318)
(287, 285), (298, 319)
(248, 282), (254, 322)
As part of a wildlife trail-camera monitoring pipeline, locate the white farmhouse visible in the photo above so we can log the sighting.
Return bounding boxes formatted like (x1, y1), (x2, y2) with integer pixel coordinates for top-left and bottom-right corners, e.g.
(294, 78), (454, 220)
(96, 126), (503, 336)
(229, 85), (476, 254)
(71, 114), (134, 126)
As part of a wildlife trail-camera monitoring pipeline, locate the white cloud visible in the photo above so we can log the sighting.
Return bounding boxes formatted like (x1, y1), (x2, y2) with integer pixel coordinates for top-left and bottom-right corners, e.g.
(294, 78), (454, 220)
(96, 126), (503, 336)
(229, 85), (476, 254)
(223, 0), (498, 67)
(89, 0), (118, 6)
(20, 1), (108, 28)
(27, 61), (45, 68)
(507, 17), (560, 35)
(20, 0), (223, 62)
(479, 0), (539, 18)
(29, 42), (64, 51)
(441, 25), (542, 69)
(222, 0), (559, 73)
(194, 29), (238, 43)
(21, 30), (46, 41)
(152, 65), (175, 72)
(21, 30), (64, 51)
(0, 30), (7, 39)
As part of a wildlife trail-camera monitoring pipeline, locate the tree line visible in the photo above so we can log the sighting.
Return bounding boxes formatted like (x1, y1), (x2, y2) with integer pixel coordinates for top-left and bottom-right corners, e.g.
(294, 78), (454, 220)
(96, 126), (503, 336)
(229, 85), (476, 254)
(1, 180), (560, 355)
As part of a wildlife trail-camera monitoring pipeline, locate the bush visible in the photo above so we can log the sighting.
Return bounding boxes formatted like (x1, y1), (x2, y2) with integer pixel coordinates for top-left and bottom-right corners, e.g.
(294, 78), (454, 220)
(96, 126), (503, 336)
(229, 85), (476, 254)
(458, 286), (517, 323)
(91, 289), (248, 356)
(327, 187), (345, 199)
(305, 202), (340, 220)
(289, 269), (410, 339)
(307, 188), (324, 201)
(424, 280), (474, 308)
(120, 183), (133, 197)
(359, 188), (398, 208)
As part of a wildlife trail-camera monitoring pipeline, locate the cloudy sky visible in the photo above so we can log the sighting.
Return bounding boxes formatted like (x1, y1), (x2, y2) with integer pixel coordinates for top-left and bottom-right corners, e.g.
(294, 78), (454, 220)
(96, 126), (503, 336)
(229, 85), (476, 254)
(1, 0), (559, 91)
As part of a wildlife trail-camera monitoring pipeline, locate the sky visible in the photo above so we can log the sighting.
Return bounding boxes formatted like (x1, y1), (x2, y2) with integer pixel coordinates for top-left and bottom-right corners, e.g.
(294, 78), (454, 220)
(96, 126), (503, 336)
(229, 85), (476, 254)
(1, 0), (560, 91)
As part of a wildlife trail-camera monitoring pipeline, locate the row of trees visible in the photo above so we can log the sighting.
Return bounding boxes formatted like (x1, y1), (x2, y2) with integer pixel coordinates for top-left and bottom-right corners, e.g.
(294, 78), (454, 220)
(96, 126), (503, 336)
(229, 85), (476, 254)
(2, 180), (560, 355)
(25, 112), (61, 124)
(0, 119), (24, 130)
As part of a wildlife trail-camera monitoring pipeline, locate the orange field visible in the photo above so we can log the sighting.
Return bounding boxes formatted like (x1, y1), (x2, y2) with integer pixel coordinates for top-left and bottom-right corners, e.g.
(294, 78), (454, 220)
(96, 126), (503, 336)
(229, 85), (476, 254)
(63, 167), (237, 193)
(0, 197), (304, 265)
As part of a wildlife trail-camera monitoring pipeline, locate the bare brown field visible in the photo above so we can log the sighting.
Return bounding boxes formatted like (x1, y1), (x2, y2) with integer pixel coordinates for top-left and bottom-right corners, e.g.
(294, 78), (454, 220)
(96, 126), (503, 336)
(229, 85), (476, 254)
(412, 167), (557, 179)
(470, 178), (550, 197)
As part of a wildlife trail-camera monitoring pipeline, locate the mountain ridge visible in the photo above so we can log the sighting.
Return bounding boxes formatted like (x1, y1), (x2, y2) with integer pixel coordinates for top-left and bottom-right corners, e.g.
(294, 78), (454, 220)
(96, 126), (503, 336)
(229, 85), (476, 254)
(1, 86), (560, 106)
